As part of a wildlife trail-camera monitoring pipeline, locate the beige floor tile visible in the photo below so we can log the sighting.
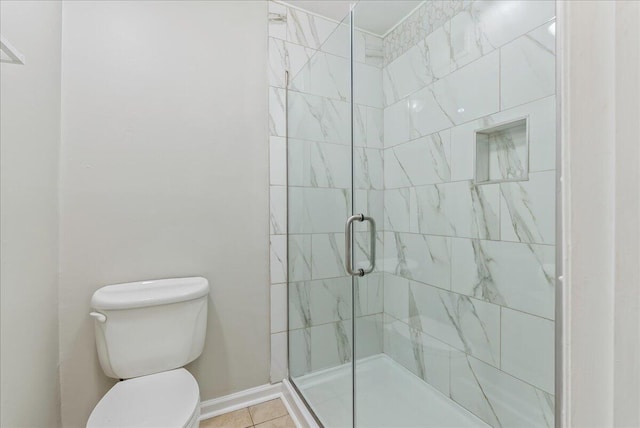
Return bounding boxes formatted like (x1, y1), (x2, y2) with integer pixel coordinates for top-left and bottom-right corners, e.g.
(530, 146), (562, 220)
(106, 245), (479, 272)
(249, 398), (289, 425)
(200, 408), (253, 428)
(254, 415), (296, 428)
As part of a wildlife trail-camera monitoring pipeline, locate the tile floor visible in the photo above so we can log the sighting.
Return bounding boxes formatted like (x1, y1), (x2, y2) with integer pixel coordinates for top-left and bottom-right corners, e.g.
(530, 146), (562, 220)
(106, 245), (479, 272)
(200, 398), (295, 428)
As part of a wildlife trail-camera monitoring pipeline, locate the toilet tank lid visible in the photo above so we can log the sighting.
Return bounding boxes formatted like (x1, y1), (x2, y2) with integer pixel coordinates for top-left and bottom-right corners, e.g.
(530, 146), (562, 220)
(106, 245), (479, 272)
(91, 277), (209, 310)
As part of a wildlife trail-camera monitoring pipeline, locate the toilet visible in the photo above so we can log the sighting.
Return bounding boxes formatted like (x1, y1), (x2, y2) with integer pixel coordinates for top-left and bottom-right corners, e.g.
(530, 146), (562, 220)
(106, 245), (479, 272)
(86, 277), (209, 428)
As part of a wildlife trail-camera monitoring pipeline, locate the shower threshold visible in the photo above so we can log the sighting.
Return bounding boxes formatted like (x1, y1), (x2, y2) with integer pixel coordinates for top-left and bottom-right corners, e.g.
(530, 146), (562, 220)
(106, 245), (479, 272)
(293, 354), (489, 428)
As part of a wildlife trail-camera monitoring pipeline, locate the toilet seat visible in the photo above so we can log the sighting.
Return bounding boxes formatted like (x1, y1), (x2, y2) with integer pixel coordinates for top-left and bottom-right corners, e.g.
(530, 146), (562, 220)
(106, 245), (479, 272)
(87, 369), (200, 428)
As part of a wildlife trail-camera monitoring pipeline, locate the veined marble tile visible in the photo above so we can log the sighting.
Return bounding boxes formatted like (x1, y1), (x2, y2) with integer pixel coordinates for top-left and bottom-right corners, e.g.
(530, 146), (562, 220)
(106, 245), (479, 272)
(269, 136), (286, 186)
(353, 231), (383, 275)
(354, 148), (384, 190)
(450, 95), (557, 181)
(291, 51), (349, 102)
(310, 141), (351, 189)
(430, 50), (500, 127)
(270, 235), (287, 284)
(408, 86), (455, 139)
(501, 22), (556, 110)
(384, 188), (411, 233)
(522, 96), (556, 172)
(483, 96), (556, 173)
(451, 238), (555, 319)
(353, 30), (367, 64)
(287, 139), (311, 187)
(287, 187), (311, 234)
(354, 189), (384, 228)
(449, 8), (494, 71)
(289, 328), (311, 377)
(268, 2), (287, 40)
(311, 233), (346, 279)
(288, 139), (351, 189)
(310, 277), (351, 326)
(383, 314), (451, 396)
(451, 351), (554, 428)
(467, 0), (555, 50)
(288, 187), (349, 233)
(410, 184), (454, 236)
(287, 8), (337, 50)
(364, 272), (383, 315)
(270, 332), (288, 382)
(450, 121), (476, 182)
(320, 22), (350, 59)
(423, 22), (453, 80)
(270, 185), (286, 235)
(288, 234), (312, 282)
(354, 62), (383, 108)
(383, 273), (409, 323)
(288, 91), (350, 145)
(384, 131), (451, 189)
(409, 281), (501, 367)
(268, 37), (314, 89)
(410, 181), (500, 239)
(382, 42), (433, 107)
(283, 138), (311, 187)
(269, 87), (286, 137)
(356, 314), (383, 359)
(501, 308), (555, 393)
(311, 320), (352, 371)
(449, 181), (500, 240)
(385, 232), (451, 290)
(289, 281), (312, 330)
(271, 283), (287, 333)
(383, 99), (410, 147)
(353, 104), (367, 147)
(365, 106), (384, 148)
(500, 170), (555, 245)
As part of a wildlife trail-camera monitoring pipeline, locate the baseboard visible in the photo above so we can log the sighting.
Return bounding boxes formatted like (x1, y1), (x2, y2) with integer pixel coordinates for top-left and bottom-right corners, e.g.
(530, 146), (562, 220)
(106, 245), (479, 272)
(199, 381), (319, 428)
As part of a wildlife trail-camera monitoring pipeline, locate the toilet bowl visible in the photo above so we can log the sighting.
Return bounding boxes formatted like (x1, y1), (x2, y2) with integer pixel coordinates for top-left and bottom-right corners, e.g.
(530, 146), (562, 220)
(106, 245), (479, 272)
(86, 277), (209, 428)
(87, 369), (200, 428)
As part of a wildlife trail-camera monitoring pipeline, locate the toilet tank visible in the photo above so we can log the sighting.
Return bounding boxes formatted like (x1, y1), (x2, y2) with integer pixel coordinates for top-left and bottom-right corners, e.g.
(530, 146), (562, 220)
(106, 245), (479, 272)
(90, 277), (209, 379)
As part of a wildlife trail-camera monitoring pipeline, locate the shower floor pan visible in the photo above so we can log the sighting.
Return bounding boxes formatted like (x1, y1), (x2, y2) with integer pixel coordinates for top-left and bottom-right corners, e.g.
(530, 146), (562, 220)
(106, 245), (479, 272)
(293, 354), (489, 428)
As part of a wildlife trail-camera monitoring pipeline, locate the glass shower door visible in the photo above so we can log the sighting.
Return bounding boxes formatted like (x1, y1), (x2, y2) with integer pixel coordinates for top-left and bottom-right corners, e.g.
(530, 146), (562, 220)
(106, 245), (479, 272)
(286, 11), (354, 428)
(352, 1), (557, 427)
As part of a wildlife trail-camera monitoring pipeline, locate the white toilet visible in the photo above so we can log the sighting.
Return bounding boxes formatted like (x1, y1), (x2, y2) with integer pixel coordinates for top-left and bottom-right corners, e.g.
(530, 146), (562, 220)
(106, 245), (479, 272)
(86, 277), (210, 428)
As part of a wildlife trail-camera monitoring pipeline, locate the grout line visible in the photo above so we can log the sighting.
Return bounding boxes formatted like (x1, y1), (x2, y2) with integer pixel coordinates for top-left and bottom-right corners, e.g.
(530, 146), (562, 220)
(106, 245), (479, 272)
(284, 230), (556, 249)
(381, 271), (555, 321)
(383, 308), (554, 396)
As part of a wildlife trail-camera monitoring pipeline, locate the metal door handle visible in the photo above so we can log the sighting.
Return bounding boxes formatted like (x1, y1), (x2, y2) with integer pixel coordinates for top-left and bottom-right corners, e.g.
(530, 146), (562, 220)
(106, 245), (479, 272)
(345, 214), (376, 277)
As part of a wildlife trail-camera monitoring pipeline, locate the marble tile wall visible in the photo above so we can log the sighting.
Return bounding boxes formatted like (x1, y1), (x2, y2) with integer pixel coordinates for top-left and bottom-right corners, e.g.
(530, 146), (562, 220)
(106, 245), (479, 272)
(380, 1), (557, 426)
(268, 1), (385, 383)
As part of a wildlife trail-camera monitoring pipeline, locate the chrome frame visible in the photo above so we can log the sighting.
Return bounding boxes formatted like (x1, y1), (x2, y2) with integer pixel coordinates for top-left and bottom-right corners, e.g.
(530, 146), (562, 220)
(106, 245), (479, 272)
(555, 2), (565, 427)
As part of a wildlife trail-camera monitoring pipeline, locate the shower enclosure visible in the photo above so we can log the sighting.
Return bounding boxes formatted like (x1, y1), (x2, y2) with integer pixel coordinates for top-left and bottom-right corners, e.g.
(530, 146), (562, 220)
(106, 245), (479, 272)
(285, 1), (557, 426)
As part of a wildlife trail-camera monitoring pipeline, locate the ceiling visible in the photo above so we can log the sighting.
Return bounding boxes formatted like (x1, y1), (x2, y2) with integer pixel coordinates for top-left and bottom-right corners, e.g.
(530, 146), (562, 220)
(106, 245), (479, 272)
(282, 1), (423, 36)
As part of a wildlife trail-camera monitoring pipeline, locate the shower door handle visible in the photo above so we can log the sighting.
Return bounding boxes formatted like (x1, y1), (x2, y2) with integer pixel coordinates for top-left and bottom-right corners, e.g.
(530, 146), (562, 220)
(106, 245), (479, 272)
(345, 214), (376, 277)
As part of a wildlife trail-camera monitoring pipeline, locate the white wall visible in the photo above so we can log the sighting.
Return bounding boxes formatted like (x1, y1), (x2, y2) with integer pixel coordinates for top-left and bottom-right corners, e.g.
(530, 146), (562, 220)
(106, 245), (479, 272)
(560, 1), (640, 426)
(59, 1), (269, 426)
(0, 1), (62, 426)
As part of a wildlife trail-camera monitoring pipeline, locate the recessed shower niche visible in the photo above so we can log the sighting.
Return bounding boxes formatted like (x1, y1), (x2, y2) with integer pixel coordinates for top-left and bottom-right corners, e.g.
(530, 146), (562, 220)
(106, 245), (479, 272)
(475, 117), (529, 184)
